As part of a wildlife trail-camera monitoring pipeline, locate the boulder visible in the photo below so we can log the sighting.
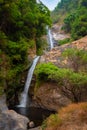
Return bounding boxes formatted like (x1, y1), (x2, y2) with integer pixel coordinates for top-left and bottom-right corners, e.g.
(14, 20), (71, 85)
(34, 82), (71, 111)
(29, 121), (35, 128)
(0, 95), (8, 112)
(0, 95), (29, 130)
(0, 110), (29, 130)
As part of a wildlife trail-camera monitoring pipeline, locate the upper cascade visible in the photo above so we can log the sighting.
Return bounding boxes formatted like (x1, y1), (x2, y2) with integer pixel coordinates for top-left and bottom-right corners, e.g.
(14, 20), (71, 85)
(19, 56), (40, 107)
(48, 29), (54, 50)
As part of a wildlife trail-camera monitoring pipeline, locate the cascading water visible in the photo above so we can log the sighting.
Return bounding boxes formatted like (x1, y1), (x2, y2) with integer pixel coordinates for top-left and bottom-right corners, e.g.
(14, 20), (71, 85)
(19, 56), (40, 107)
(11, 29), (55, 128)
(47, 29), (54, 50)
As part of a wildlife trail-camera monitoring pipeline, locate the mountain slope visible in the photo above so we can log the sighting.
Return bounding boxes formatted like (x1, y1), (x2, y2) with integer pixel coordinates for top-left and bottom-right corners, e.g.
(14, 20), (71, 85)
(51, 0), (87, 40)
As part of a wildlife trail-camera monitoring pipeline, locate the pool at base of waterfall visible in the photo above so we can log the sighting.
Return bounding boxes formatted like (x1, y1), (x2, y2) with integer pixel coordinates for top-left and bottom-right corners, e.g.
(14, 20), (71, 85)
(9, 107), (55, 129)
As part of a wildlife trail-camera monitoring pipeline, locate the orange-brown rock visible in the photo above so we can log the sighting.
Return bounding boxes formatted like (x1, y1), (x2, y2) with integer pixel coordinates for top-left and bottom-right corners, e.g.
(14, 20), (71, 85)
(40, 36), (87, 67)
(36, 36), (87, 111)
(34, 82), (71, 111)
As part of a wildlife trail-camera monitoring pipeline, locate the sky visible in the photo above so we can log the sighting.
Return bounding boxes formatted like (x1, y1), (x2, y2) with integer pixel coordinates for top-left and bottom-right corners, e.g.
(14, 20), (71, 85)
(40, 0), (61, 11)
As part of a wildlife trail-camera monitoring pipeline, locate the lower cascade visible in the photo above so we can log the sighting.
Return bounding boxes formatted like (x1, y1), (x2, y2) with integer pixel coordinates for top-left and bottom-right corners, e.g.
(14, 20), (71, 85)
(19, 56), (40, 107)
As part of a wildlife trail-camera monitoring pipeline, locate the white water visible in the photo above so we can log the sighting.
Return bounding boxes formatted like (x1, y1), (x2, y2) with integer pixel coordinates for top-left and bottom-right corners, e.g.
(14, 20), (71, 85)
(48, 29), (54, 50)
(19, 56), (40, 107)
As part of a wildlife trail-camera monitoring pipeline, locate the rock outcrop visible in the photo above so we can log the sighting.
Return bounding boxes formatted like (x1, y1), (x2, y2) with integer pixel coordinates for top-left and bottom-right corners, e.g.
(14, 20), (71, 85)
(34, 82), (71, 111)
(40, 36), (87, 67)
(0, 110), (29, 130)
(34, 36), (87, 111)
(52, 24), (70, 41)
(0, 95), (29, 130)
(0, 95), (8, 112)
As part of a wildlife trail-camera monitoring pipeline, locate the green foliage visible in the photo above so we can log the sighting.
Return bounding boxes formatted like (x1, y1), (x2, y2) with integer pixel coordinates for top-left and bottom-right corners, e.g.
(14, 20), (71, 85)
(41, 114), (62, 130)
(0, 0), (51, 99)
(52, 0), (87, 39)
(58, 38), (72, 45)
(62, 48), (87, 72)
(48, 114), (62, 126)
(35, 62), (58, 81)
(51, 0), (79, 23)
(34, 63), (58, 91)
(36, 38), (48, 55)
(41, 120), (47, 130)
(71, 8), (87, 39)
(42, 114), (62, 130)
(63, 12), (78, 32)
(28, 39), (35, 49)
(35, 61), (87, 102)
(63, 3), (87, 39)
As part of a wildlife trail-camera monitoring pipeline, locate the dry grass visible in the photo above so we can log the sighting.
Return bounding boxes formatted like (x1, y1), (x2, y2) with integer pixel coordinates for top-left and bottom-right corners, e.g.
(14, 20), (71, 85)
(44, 102), (87, 130)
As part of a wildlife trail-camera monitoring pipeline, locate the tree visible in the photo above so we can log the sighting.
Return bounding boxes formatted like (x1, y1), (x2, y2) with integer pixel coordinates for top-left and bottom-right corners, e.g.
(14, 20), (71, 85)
(0, 0), (51, 98)
(63, 12), (78, 32)
(52, 0), (87, 39)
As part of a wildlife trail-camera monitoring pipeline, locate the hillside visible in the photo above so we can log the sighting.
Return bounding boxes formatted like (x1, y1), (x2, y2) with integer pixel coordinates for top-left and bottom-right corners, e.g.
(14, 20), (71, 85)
(51, 0), (87, 40)
(33, 36), (87, 111)
(32, 36), (87, 129)
(51, 0), (79, 23)
(40, 36), (87, 67)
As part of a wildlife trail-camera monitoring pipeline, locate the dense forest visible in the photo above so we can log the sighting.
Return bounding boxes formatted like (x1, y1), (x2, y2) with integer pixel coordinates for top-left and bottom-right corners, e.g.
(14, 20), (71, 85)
(0, 0), (51, 99)
(51, 0), (87, 40)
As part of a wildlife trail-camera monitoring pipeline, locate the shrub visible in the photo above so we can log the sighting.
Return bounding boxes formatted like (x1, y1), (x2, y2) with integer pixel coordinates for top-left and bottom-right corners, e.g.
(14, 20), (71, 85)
(62, 48), (87, 72)
(58, 38), (72, 45)
(35, 62), (87, 102)
(44, 103), (87, 130)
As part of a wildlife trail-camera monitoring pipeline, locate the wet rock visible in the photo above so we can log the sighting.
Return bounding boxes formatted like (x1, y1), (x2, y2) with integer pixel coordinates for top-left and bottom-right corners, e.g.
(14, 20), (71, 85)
(29, 121), (35, 128)
(0, 95), (29, 130)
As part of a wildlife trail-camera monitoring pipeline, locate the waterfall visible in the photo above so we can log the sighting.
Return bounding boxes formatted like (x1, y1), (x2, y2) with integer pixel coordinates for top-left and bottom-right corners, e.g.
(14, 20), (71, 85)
(19, 56), (40, 107)
(47, 29), (54, 50)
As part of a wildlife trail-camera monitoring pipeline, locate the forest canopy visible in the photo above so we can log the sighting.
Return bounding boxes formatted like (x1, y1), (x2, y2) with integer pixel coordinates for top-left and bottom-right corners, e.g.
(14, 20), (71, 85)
(51, 0), (87, 40)
(0, 0), (51, 95)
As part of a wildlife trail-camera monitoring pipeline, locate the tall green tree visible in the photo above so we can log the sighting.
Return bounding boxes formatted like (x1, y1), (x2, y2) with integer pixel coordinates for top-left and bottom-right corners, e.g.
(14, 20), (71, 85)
(0, 0), (51, 97)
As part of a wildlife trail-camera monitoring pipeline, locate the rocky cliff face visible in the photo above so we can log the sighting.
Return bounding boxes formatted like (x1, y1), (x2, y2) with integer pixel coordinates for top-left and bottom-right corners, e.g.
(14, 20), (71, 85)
(0, 110), (29, 130)
(34, 36), (87, 111)
(40, 36), (87, 67)
(0, 95), (29, 130)
(52, 24), (70, 41)
(34, 82), (71, 111)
